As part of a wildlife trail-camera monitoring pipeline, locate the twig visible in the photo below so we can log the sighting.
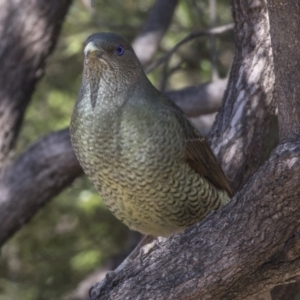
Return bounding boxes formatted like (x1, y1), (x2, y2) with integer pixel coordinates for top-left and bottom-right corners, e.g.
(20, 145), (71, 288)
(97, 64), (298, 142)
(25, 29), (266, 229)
(145, 23), (234, 74)
(160, 59), (184, 92)
(209, 0), (219, 80)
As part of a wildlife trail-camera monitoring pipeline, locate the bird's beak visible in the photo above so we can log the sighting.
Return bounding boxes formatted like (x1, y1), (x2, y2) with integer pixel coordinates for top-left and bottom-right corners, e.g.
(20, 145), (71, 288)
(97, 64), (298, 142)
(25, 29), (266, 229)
(84, 41), (103, 58)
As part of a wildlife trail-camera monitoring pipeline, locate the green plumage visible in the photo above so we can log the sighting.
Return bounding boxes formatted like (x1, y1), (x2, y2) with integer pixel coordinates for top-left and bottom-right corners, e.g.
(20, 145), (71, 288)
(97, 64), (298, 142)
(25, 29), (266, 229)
(70, 32), (231, 237)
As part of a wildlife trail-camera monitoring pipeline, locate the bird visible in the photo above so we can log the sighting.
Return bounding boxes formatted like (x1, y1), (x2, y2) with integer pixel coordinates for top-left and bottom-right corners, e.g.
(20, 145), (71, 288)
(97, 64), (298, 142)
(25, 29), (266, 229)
(70, 32), (231, 239)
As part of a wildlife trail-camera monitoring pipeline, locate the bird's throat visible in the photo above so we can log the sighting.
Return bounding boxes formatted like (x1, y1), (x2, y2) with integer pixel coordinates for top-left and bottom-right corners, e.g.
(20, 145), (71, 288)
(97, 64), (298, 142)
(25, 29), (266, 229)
(88, 78), (101, 109)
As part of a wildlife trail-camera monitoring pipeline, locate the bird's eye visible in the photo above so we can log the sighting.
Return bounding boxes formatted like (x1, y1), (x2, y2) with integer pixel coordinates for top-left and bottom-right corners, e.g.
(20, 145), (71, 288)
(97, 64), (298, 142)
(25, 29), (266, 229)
(116, 45), (125, 56)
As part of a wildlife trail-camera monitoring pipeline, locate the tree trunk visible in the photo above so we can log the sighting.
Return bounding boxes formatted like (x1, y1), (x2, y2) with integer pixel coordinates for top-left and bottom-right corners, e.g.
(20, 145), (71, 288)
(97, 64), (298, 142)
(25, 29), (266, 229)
(210, 0), (276, 191)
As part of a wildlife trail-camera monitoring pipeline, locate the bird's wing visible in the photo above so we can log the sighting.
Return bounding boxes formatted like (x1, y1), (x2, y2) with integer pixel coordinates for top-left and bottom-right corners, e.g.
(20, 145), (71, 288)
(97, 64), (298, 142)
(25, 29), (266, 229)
(161, 96), (232, 197)
(184, 123), (232, 197)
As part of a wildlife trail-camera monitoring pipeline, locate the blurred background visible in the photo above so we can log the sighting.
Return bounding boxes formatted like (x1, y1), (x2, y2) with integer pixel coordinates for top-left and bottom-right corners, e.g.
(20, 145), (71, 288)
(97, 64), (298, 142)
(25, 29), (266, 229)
(0, 0), (234, 299)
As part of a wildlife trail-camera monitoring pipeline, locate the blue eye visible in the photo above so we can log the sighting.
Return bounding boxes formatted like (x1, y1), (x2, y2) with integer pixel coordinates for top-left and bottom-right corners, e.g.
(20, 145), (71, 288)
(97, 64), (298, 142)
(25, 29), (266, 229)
(116, 45), (125, 56)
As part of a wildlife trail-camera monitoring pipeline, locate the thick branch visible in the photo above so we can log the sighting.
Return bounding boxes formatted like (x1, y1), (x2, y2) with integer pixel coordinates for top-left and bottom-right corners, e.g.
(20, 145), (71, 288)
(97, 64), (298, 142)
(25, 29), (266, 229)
(165, 78), (227, 117)
(90, 139), (300, 299)
(0, 129), (82, 246)
(132, 0), (178, 66)
(210, 0), (276, 191)
(268, 1), (300, 141)
(0, 0), (72, 171)
(238, 234), (300, 299)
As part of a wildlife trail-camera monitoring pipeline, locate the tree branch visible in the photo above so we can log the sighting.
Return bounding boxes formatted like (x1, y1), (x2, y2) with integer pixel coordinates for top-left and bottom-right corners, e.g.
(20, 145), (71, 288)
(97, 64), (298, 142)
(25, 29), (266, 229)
(165, 78), (227, 117)
(0, 129), (82, 246)
(132, 0), (179, 66)
(210, 0), (276, 191)
(236, 234), (300, 299)
(0, 0), (72, 171)
(145, 23), (234, 74)
(268, 1), (300, 141)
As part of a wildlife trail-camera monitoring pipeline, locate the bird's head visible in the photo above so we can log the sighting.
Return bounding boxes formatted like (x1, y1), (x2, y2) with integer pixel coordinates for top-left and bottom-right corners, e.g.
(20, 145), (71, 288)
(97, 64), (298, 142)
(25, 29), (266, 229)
(83, 33), (143, 90)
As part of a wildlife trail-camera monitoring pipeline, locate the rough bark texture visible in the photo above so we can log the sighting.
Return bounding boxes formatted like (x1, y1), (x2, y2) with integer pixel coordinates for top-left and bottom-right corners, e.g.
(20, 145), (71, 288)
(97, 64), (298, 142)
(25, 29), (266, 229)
(0, 0), (72, 172)
(210, 0), (276, 191)
(268, 0), (300, 141)
(132, 0), (178, 66)
(0, 129), (82, 246)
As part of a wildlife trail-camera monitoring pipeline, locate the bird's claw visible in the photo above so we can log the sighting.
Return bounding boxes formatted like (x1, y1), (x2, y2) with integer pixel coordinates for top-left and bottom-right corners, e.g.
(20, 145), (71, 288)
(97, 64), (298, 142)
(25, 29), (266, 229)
(138, 237), (167, 265)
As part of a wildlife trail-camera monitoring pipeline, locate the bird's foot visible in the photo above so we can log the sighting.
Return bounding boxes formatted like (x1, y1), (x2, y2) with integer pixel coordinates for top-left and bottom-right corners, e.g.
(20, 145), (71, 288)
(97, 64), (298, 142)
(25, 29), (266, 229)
(139, 236), (167, 264)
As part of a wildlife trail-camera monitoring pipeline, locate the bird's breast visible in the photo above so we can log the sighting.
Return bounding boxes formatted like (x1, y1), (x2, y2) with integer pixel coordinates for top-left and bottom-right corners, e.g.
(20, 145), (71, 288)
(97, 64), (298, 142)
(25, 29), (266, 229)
(72, 97), (184, 185)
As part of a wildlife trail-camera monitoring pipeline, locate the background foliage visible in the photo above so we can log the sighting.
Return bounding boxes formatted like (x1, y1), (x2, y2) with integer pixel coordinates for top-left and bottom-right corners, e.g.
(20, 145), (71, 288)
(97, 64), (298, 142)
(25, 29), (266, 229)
(0, 0), (233, 299)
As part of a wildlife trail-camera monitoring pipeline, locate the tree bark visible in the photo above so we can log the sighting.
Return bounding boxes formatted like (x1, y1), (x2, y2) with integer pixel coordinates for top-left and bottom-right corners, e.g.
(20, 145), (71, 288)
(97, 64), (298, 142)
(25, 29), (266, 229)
(0, 129), (82, 246)
(268, 0), (300, 141)
(271, 277), (300, 300)
(0, 0), (72, 172)
(210, 0), (276, 191)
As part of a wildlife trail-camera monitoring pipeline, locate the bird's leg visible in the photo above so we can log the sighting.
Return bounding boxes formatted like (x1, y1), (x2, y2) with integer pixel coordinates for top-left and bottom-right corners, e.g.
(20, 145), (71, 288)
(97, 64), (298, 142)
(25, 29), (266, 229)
(139, 236), (167, 257)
